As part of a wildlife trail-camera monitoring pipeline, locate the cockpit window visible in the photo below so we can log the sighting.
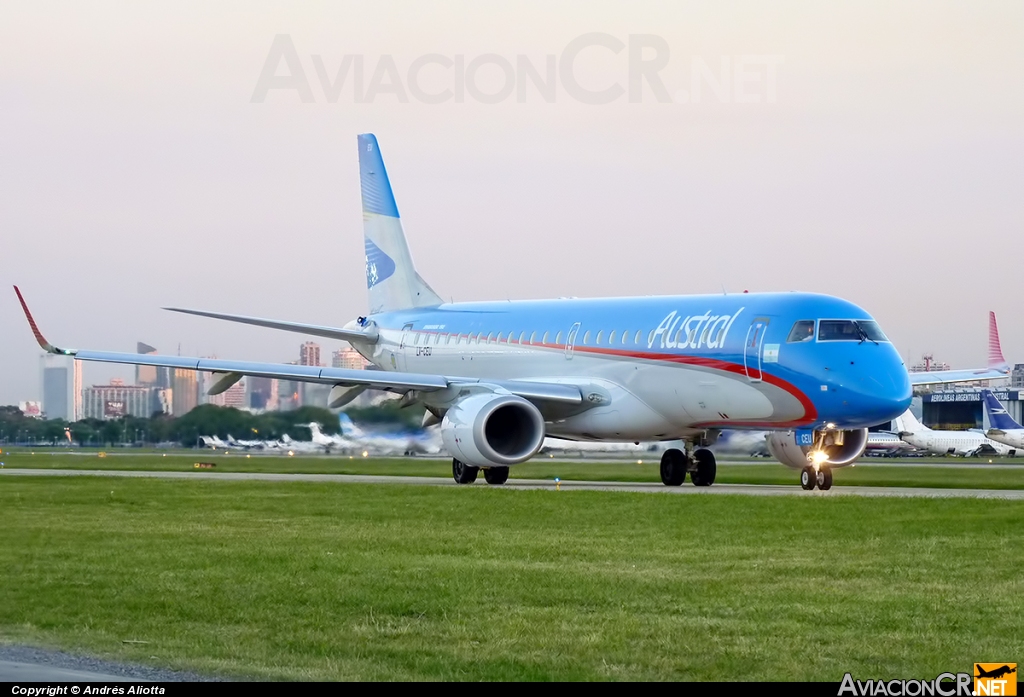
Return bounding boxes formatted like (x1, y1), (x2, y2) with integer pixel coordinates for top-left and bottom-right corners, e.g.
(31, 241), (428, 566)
(818, 320), (889, 342)
(787, 320), (815, 342)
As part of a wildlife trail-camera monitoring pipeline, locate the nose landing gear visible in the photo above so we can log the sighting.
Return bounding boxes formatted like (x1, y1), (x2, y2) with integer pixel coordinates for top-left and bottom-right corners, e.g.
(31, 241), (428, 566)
(799, 464), (833, 491)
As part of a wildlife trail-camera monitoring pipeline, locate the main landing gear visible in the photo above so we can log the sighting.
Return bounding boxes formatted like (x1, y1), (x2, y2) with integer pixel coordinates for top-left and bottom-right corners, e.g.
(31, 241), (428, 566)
(800, 465), (833, 491)
(660, 448), (716, 487)
(452, 459), (509, 486)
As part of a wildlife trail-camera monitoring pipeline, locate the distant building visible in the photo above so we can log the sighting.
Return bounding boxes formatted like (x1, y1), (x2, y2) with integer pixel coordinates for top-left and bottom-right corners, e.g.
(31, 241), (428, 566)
(300, 341), (321, 367)
(248, 376), (279, 411)
(332, 347), (369, 370)
(207, 377), (247, 409)
(136, 342), (158, 386)
(1013, 364), (1024, 389)
(72, 359), (82, 421)
(40, 354), (75, 420)
(908, 354), (951, 373)
(82, 379), (158, 419)
(172, 369), (198, 416)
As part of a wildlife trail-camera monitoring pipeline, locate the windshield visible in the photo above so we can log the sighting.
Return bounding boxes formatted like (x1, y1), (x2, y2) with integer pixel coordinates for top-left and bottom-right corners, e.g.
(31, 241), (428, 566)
(818, 320), (889, 342)
(787, 320), (815, 343)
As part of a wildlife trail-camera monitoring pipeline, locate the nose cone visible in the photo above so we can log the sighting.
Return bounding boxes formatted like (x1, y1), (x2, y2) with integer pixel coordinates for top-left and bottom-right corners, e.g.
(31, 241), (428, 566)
(855, 362), (913, 426)
(815, 346), (913, 428)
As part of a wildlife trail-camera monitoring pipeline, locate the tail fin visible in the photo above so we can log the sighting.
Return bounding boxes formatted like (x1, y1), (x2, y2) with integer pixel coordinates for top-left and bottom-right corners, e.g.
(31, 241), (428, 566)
(894, 409), (925, 435)
(982, 390), (1022, 431)
(358, 134), (443, 314)
(988, 311), (1010, 372)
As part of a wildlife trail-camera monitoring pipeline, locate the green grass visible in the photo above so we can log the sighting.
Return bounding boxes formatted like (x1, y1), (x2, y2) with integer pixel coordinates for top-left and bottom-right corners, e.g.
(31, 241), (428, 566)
(3, 450), (1024, 490)
(0, 476), (1021, 680)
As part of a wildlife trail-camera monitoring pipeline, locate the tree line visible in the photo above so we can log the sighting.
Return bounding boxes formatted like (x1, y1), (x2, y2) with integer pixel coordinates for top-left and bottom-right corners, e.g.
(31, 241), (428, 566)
(0, 401), (425, 448)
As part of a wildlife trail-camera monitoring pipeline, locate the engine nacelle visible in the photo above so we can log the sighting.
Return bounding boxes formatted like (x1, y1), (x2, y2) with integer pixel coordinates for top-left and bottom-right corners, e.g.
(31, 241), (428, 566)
(441, 393), (546, 467)
(767, 428), (868, 470)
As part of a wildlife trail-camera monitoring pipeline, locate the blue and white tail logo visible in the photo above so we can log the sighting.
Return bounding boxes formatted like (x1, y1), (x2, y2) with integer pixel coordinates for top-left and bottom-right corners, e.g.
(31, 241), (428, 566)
(983, 390), (1022, 430)
(358, 133), (443, 314)
(364, 238), (396, 289)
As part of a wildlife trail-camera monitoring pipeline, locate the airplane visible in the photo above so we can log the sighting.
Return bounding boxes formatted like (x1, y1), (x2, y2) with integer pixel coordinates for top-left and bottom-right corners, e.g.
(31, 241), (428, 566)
(892, 409), (1017, 457)
(981, 389), (1024, 449)
(15, 134), (1011, 490)
(975, 665), (1016, 680)
(862, 431), (914, 456)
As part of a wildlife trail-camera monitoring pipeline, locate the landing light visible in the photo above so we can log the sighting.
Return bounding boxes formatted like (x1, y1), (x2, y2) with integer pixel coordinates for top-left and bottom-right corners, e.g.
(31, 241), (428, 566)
(288, 450), (294, 456)
(362, 451), (369, 458)
(809, 450), (829, 469)
(826, 423), (836, 430)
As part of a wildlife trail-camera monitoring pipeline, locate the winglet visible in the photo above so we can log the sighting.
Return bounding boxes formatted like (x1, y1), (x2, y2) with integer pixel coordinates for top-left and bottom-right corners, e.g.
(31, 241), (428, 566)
(988, 311), (1009, 372)
(13, 286), (76, 356)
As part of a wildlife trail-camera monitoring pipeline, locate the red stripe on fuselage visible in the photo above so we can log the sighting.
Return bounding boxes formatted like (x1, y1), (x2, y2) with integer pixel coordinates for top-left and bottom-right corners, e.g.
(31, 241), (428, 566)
(567, 344), (818, 428)
(398, 329), (819, 428)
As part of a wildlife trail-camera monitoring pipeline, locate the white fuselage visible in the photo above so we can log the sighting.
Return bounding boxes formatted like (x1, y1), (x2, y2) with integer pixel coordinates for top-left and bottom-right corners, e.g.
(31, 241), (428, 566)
(900, 429), (1015, 457)
(987, 429), (1024, 449)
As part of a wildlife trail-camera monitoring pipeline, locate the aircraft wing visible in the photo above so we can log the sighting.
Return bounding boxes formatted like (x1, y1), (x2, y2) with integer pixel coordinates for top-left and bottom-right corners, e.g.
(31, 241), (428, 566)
(163, 307), (379, 344)
(908, 368), (1009, 386)
(15, 287), (585, 412)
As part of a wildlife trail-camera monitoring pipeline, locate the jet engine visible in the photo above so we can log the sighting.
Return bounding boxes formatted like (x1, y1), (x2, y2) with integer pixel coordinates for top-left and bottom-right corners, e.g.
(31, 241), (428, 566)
(767, 428), (868, 469)
(441, 393), (546, 467)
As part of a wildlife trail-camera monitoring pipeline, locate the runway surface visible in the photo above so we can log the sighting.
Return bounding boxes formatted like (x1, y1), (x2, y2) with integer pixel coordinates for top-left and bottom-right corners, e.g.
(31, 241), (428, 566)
(0, 645), (215, 682)
(3, 468), (1024, 499)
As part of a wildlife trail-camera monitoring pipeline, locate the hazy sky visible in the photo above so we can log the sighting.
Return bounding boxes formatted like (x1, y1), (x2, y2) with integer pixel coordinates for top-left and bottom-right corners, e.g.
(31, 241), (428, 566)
(2, 1), (1022, 404)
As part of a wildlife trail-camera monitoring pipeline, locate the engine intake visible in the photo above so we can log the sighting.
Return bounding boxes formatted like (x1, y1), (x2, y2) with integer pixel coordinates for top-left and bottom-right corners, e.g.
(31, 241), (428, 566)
(767, 428), (868, 470)
(441, 393), (546, 467)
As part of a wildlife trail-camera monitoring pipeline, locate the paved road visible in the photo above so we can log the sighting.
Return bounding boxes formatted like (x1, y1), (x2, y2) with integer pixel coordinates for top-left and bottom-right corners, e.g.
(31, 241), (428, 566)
(3, 468), (1024, 499)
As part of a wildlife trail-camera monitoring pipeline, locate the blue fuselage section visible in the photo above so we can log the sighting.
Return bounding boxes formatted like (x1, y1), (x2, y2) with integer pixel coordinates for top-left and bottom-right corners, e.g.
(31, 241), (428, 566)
(364, 291), (912, 433)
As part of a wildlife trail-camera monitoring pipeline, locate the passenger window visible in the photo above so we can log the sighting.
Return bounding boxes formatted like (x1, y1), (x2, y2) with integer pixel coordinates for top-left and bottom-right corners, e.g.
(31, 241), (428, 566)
(635, 330), (642, 344)
(608, 330), (616, 344)
(496, 332), (503, 343)
(595, 330), (603, 345)
(487, 332), (495, 343)
(583, 330), (590, 345)
(470, 333), (477, 344)
(555, 332), (562, 344)
(648, 330), (655, 346)
(518, 331), (526, 344)
(623, 331), (630, 345)
(542, 331), (549, 344)
(787, 320), (815, 343)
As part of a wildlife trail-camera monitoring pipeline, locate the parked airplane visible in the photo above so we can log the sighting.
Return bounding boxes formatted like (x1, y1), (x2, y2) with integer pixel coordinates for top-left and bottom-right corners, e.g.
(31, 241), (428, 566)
(15, 134), (1009, 490)
(893, 409), (1016, 457)
(863, 431), (914, 456)
(981, 390), (1024, 449)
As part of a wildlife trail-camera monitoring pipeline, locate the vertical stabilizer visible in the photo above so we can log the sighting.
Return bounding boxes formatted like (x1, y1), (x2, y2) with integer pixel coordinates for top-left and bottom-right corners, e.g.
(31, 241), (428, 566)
(988, 311), (1009, 372)
(894, 409), (927, 435)
(358, 134), (443, 314)
(982, 390), (1022, 431)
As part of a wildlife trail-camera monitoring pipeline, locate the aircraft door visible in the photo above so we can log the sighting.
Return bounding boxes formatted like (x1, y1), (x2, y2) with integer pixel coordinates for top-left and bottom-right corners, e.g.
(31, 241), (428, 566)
(565, 322), (581, 360)
(398, 323), (414, 371)
(743, 317), (770, 382)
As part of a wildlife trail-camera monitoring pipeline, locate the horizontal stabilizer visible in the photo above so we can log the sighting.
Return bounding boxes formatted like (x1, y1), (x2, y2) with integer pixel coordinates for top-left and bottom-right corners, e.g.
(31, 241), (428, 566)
(163, 307), (379, 344)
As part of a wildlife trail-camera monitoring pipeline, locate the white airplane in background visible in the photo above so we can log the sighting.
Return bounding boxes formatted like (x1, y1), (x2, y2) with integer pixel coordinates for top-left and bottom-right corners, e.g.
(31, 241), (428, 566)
(893, 409), (1016, 457)
(981, 390), (1024, 449)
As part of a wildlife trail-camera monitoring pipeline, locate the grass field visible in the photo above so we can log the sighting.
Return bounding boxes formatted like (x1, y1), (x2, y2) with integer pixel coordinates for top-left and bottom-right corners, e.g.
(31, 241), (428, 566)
(3, 450), (1024, 490)
(1, 475), (1021, 680)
